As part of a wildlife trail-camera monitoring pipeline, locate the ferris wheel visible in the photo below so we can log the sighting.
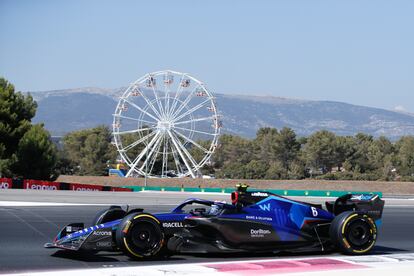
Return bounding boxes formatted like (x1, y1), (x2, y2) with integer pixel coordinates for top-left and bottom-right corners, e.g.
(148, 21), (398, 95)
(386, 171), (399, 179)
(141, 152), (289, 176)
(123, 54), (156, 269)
(112, 70), (221, 178)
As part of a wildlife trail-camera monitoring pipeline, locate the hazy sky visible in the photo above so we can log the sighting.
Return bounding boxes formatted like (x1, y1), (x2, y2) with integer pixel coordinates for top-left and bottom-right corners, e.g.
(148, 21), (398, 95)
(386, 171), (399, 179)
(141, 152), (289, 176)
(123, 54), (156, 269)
(1, 0), (413, 112)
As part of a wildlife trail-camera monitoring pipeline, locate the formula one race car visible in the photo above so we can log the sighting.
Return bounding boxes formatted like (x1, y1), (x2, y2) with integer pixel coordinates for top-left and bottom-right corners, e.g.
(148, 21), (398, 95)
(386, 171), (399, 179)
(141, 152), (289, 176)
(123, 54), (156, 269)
(45, 185), (384, 259)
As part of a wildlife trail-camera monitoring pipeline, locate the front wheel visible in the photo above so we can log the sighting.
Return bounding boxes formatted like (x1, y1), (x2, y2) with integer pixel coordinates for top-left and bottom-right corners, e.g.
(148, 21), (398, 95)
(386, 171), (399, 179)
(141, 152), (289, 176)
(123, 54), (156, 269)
(115, 213), (165, 260)
(329, 211), (377, 255)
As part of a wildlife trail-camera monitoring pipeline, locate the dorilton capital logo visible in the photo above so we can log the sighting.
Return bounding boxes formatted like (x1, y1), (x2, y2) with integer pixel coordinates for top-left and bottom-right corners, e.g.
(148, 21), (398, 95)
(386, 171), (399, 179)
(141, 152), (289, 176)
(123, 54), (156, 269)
(250, 229), (271, 237)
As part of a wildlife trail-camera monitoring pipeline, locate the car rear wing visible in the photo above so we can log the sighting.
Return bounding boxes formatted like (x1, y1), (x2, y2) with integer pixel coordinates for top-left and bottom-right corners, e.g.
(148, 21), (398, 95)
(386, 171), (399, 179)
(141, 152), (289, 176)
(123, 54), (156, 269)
(326, 194), (385, 220)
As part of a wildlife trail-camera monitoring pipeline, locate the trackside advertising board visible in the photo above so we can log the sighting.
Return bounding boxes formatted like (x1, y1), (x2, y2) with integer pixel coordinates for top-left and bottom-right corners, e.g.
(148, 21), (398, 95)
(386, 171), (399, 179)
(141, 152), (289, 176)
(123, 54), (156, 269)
(0, 178), (132, 192)
(0, 178), (13, 189)
(110, 186), (132, 192)
(70, 183), (103, 191)
(24, 179), (60, 190)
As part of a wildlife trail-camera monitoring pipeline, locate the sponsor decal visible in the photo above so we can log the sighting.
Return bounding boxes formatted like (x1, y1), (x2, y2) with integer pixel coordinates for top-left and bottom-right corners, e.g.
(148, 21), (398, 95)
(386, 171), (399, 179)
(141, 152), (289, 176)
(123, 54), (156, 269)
(65, 225), (84, 233)
(24, 180), (60, 190)
(97, 241), (112, 247)
(246, 215), (272, 221)
(0, 182), (10, 189)
(74, 187), (101, 191)
(0, 178), (13, 190)
(250, 228), (271, 237)
(162, 222), (184, 228)
(251, 192), (268, 197)
(27, 184), (58, 190)
(70, 183), (102, 191)
(93, 231), (112, 236)
(259, 203), (271, 212)
(351, 194), (373, 201)
(0, 178), (12, 189)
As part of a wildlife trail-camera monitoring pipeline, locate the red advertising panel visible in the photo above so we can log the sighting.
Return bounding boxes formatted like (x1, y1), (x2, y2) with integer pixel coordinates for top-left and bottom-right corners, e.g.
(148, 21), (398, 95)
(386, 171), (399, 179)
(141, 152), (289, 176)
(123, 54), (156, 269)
(111, 186), (132, 192)
(0, 178), (13, 189)
(24, 179), (60, 190)
(69, 183), (103, 191)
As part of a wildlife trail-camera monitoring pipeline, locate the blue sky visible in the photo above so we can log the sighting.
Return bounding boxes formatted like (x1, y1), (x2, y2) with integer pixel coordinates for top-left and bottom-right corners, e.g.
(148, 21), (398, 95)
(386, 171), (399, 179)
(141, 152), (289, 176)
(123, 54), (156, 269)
(1, 0), (413, 112)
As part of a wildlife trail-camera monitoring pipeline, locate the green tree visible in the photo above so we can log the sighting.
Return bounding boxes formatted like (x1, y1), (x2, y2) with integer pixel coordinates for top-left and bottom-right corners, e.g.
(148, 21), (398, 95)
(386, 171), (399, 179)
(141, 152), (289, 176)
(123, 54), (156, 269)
(12, 124), (57, 179)
(244, 160), (269, 179)
(0, 78), (37, 155)
(273, 127), (300, 172)
(0, 77), (58, 179)
(381, 154), (395, 180)
(265, 161), (287, 179)
(213, 134), (254, 168)
(395, 136), (414, 177)
(216, 162), (246, 179)
(253, 127), (300, 176)
(288, 159), (306, 179)
(335, 136), (357, 170)
(367, 136), (394, 170)
(54, 149), (73, 176)
(254, 127), (279, 162)
(304, 130), (338, 173)
(350, 133), (374, 173)
(0, 143), (11, 177)
(62, 126), (117, 175)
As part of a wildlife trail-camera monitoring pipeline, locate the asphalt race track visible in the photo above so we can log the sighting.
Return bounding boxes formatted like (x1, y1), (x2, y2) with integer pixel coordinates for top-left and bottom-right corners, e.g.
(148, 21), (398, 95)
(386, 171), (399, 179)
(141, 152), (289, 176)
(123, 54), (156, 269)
(0, 190), (414, 274)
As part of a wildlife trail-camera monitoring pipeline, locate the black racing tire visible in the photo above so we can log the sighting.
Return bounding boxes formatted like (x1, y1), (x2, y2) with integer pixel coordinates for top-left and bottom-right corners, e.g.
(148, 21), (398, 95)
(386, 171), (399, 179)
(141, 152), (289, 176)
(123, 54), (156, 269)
(329, 211), (377, 255)
(92, 206), (126, 226)
(115, 212), (165, 260)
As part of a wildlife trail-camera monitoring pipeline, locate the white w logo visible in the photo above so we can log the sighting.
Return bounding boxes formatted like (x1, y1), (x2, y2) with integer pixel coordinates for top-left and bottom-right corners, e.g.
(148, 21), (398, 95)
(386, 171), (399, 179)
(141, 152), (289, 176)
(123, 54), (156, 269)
(259, 203), (271, 211)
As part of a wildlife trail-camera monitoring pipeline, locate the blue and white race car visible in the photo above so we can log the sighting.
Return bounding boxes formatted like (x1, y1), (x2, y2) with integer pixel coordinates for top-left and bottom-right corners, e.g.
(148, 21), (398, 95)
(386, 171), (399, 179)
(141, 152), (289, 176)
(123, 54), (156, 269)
(45, 185), (384, 259)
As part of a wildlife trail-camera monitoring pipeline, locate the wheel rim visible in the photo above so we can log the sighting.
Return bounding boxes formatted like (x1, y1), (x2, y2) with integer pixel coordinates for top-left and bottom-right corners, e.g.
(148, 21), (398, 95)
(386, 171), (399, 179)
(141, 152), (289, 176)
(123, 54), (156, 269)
(128, 221), (162, 254)
(345, 219), (374, 249)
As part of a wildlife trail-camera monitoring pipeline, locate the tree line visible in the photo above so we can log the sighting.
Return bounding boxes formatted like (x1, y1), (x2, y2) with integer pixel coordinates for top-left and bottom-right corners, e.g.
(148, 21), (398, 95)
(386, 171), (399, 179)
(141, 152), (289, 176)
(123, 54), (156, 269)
(55, 125), (414, 182)
(2, 77), (414, 181)
(209, 128), (414, 181)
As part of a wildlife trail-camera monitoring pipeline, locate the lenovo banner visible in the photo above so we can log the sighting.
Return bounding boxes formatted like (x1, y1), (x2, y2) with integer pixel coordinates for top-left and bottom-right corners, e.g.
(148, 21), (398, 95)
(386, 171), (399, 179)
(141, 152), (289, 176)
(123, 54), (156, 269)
(0, 178), (13, 189)
(24, 180), (60, 190)
(69, 183), (103, 192)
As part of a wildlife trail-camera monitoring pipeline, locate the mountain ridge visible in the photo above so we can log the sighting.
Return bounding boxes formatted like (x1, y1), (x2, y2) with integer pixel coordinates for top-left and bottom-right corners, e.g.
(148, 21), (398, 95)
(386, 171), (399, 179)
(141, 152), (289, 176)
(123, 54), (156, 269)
(25, 87), (414, 139)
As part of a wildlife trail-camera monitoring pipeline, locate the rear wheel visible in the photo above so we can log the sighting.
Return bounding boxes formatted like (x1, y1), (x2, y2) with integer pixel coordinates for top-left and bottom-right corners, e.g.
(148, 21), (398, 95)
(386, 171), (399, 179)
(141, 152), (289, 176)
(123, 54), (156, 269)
(115, 213), (165, 260)
(329, 211), (377, 255)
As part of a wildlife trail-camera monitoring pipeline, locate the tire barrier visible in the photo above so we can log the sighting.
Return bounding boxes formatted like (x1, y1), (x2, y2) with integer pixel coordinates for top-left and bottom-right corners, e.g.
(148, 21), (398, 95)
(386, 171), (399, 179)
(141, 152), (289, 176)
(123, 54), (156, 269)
(0, 178), (132, 192)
